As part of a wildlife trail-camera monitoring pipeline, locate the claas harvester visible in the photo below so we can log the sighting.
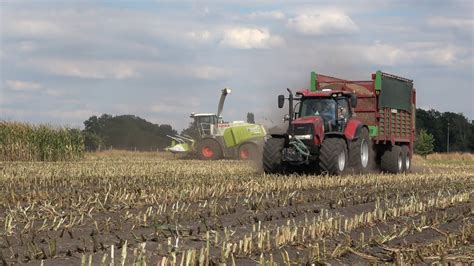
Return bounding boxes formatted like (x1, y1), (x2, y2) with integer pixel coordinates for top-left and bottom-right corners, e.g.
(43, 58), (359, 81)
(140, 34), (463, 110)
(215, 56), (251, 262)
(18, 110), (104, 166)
(167, 89), (266, 160)
(263, 71), (416, 175)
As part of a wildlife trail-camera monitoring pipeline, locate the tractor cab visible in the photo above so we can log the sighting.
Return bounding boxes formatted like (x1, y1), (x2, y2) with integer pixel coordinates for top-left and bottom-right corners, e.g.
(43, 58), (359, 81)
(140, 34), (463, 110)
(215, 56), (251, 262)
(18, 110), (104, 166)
(296, 90), (354, 133)
(277, 85), (358, 155)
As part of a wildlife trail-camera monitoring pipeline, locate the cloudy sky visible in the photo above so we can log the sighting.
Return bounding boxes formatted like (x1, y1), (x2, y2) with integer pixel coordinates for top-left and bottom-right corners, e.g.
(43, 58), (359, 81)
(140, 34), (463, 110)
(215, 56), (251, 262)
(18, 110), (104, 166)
(1, 0), (473, 130)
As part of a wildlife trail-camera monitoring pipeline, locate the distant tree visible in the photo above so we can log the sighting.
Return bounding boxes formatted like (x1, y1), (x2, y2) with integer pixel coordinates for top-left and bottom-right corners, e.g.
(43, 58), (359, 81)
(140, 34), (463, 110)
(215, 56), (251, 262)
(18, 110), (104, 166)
(415, 129), (435, 157)
(83, 131), (103, 151)
(416, 108), (473, 152)
(82, 114), (177, 151)
(247, 112), (255, 124)
(470, 120), (474, 151)
(83, 115), (100, 135)
(181, 122), (200, 139)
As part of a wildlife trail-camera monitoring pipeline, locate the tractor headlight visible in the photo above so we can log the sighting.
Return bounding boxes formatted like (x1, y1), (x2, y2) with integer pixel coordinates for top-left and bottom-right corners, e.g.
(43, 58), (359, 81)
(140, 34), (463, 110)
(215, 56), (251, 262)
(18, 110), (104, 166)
(294, 134), (313, 140)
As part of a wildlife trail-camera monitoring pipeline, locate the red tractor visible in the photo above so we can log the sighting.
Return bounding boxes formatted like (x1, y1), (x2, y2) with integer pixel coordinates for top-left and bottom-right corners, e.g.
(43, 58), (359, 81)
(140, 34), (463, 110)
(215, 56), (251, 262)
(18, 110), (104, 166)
(263, 71), (416, 175)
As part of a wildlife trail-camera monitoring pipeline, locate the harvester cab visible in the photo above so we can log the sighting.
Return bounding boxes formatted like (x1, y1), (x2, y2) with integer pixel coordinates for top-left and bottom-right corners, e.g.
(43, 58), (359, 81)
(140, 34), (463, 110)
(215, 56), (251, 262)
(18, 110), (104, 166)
(190, 113), (218, 137)
(190, 88), (231, 138)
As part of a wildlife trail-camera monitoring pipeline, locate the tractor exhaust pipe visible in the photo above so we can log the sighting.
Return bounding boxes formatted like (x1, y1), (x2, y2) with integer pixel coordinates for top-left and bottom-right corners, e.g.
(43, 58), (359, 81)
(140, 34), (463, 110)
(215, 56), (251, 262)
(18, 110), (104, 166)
(287, 88), (294, 135)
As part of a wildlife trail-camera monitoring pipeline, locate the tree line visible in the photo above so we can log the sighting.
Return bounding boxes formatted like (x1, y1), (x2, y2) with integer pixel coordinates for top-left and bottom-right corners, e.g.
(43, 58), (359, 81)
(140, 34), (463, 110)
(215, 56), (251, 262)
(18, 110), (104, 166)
(83, 114), (177, 151)
(415, 109), (474, 153)
(81, 109), (473, 153)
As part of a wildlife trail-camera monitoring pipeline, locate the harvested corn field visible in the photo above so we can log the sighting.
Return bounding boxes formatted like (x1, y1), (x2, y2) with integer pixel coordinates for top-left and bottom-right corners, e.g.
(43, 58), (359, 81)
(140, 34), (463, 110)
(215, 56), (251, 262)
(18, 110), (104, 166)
(0, 152), (472, 265)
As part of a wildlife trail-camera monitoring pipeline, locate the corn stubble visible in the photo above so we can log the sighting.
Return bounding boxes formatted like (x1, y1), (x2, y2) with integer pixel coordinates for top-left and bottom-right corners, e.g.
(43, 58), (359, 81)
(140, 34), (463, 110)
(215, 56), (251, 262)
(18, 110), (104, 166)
(0, 152), (472, 265)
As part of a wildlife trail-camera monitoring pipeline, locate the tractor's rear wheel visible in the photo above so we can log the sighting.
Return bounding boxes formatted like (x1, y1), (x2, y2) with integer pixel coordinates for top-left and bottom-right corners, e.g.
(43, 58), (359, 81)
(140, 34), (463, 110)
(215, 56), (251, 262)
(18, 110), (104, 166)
(319, 138), (348, 175)
(402, 145), (411, 172)
(197, 139), (222, 160)
(239, 143), (259, 161)
(349, 128), (372, 173)
(262, 138), (285, 174)
(381, 145), (403, 173)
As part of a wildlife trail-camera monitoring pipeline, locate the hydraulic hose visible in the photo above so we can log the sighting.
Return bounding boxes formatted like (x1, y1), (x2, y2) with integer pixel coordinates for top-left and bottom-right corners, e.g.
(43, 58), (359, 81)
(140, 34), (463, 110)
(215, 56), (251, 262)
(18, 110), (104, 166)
(289, 138), (310, 162)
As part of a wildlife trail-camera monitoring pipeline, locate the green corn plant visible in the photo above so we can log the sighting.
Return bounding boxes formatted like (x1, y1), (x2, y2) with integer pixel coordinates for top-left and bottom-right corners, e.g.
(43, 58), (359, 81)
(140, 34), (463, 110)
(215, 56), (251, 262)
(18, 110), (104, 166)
(0, 121), (84, 161)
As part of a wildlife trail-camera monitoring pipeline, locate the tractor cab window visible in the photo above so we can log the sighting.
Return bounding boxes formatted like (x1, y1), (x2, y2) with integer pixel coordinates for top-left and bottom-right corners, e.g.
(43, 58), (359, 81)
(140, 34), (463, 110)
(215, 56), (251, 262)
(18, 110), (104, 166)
(300, 98), (336, 121)
(300, 98), (341, 131)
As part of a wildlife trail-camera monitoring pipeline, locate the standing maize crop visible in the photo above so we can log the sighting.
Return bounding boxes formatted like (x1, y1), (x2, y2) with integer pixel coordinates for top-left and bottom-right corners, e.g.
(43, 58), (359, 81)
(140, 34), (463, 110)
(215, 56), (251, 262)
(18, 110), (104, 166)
(0, 121), (84, 161)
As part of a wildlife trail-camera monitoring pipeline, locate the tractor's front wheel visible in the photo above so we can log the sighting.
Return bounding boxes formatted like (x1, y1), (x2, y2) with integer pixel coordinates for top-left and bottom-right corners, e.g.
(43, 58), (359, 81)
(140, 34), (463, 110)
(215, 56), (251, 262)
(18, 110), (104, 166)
(197, 139), (222, 160)
(319, 138), (348, 175)
(262, 138), (285, 174)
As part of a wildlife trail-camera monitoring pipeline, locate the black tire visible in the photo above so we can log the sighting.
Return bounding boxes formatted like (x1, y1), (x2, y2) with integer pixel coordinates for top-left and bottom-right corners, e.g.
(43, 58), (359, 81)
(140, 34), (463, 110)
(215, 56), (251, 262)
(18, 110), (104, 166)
(319, 138), (348, 175)
(402, 145), (411, 172)
(380, 145), (403, 173)
(196, 139), (222, 160)
(238, 143), (260, 161)
(262, 138), (285, 174)
(349, 127), (372, 173)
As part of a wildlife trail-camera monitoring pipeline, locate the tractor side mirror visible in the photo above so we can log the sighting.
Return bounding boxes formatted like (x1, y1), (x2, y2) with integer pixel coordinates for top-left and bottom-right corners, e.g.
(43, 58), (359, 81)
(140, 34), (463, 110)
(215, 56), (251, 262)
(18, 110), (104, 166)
(351, 94), (358, 108)
(278, 95), (285, 108)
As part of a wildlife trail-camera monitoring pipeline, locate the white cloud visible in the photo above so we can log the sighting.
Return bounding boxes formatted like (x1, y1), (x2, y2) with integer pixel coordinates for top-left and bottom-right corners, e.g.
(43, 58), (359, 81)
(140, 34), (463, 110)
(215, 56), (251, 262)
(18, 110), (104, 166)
(113, 64), (140, 80)
(420, 47), (457, 66)
(48, 109), (97, 120)
(23, 59), (141, 80)
(287, 11), (359, 35)
(150, 96), (200, 114)
(219, 27), (284, 49)
(187, 30), (214, 43)
(363, 42), (406, 66)
(5, 80), (72, 97)
(43, 89), (68, 97)
(3, 19), (64, 37)
(247, 10), (286, 20)
(427, 17), (474, 29)
(0, 107), (96, 124)
(17, 41), (37, 53)
(6, 80), (43, 92)
(362, 41), (462, 66)
(192, 66), (229, 80)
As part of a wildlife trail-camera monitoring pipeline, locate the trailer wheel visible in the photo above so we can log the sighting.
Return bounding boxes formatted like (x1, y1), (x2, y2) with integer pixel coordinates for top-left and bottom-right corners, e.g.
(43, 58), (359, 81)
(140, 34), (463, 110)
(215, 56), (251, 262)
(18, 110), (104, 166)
(239, 143), (259, 161)
(197, 139), (222, 160)
(402, 145), (411, 172)
(262, 138), (285, 174)
(381, 145), (403, 173)
(349, 127), (371, 173)
(319, 138), (348, 175)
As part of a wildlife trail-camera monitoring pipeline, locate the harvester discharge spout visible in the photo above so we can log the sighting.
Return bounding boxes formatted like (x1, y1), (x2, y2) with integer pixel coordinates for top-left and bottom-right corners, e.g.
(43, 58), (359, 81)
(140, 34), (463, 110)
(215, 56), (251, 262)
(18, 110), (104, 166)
(217, 88), (231, 119)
